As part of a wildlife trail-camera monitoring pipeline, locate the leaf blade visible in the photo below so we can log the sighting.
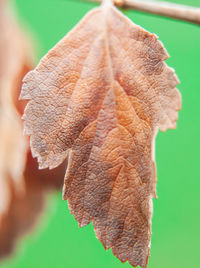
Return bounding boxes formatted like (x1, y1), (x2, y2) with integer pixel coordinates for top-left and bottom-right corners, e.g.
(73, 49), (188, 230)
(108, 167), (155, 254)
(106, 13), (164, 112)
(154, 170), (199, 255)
(21, 5), (181, 268)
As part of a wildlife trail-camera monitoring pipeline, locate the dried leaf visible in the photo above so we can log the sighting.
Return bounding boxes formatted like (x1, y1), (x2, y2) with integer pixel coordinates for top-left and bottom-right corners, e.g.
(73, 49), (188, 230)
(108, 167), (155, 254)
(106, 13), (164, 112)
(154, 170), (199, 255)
(0, 151), (66, 258)
(21, 3), (181, 268)
(0, 1), (65, 258)
(0, 0), (29, 220)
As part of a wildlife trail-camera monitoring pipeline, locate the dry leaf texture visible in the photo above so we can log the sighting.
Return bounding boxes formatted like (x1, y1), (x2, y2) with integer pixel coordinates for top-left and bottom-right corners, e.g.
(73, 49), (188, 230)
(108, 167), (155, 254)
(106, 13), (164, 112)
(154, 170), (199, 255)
(0, 0), (65, 258)
(21, 3), (181, 268)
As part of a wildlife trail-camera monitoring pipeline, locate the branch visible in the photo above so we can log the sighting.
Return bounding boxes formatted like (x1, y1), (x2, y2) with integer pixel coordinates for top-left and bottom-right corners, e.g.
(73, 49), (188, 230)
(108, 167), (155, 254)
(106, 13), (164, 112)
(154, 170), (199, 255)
(84, 0), (200, 25)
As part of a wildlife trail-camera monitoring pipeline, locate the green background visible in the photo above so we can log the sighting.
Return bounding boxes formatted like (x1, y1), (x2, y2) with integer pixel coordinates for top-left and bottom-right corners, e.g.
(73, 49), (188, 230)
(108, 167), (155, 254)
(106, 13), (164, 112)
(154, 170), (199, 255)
(2, 0), (200, 267)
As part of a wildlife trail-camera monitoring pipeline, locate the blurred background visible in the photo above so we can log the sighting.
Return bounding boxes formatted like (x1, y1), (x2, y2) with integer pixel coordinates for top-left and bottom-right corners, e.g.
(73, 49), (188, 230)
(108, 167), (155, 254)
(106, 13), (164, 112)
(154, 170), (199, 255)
(1, 0), (200, 267)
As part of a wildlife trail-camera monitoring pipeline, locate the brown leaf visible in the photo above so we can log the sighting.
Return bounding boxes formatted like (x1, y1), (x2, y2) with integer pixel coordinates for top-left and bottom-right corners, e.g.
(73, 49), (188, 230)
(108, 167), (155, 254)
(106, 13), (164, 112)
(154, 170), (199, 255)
(0, 0), (65, 258)
(0, 151), (66, 258)
(21, 3), (181, 268)
(0, 0), (29, 221)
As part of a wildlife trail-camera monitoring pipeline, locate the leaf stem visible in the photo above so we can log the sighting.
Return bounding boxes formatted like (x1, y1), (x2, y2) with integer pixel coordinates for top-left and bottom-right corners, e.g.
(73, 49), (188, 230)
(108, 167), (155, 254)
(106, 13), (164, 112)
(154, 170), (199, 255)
(102, 0), (113, 6)
(84, 0), (200, 25)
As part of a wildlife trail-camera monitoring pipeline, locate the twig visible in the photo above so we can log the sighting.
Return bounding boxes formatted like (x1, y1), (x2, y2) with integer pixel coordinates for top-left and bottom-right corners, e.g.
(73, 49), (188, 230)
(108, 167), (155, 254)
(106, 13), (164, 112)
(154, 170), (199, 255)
(102, 0), (113, 6)
(84, 0), (200, 25)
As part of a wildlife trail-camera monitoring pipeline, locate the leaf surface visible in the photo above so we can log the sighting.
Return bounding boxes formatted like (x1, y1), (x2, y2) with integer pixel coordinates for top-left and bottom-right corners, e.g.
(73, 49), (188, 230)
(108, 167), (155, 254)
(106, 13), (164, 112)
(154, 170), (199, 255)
(21, 3), (181, 268)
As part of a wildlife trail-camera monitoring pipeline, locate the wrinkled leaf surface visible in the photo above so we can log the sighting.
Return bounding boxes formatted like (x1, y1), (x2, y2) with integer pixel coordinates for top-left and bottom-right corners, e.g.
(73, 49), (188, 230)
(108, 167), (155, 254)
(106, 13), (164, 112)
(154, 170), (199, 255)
(21, 3), (181, 267)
